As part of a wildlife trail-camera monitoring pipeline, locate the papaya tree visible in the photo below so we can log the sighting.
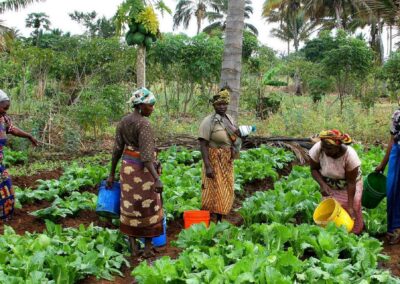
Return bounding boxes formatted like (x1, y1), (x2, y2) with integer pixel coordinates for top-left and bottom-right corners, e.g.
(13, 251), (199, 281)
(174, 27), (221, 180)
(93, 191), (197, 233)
(115, 0), (170, 88)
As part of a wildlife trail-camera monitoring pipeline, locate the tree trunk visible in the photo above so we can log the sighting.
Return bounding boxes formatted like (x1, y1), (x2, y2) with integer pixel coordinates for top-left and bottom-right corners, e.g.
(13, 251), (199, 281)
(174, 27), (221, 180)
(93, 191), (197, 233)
(136, 45), (146, 88)
(293, 17), (302, 96)
(196, 15), (201, 35)
(334, 1), (343, 29)
(220, 0), (245, 121)
(163, 78), (169, 113)
(390, 25), (393, 55)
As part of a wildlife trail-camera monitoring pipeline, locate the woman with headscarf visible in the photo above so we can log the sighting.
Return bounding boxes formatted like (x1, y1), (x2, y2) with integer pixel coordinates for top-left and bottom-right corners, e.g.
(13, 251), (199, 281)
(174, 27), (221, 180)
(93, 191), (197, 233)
(107, 87), (163, 258)
(0, 90), (38, 221)
(198, 88), (241, 222)
(309, 129), (363, 234)
(375, 109), (400, 244)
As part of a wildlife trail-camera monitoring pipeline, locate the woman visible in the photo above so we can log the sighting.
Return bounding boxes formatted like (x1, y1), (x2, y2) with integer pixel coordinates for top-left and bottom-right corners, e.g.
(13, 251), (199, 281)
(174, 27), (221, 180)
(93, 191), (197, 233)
(309, 130), (363, 234)
(0, 90), (38, 221)
(107, 87), (163, 258)
(198, 88), (240, 222)
(375, 108), (400, 244)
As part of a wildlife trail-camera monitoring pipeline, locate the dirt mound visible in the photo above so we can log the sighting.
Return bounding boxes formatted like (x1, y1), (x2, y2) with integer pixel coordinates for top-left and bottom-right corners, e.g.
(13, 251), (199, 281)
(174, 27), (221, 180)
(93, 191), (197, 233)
(12, 169), (63, 189)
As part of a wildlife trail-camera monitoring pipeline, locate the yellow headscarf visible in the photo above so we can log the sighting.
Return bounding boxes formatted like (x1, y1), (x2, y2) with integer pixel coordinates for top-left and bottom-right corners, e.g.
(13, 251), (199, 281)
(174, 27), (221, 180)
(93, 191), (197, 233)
(319, 129), (352, 145)
(211, 89), (230, 104)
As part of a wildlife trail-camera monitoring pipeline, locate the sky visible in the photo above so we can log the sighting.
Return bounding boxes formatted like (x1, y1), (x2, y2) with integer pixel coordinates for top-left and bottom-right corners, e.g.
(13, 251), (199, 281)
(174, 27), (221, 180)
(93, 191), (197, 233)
(0, 0), (288, 54)
(0, 0), (397, 58)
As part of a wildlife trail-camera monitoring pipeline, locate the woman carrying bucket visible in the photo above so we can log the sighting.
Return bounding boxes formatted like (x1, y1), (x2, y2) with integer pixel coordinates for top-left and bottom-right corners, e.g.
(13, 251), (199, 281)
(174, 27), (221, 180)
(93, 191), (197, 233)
(309, 130), (364, 234)
(107, 87), (163, 258)
(198, 88), (240, 222)
(0, 90), (38, 221)
(376, 109), (400, 244)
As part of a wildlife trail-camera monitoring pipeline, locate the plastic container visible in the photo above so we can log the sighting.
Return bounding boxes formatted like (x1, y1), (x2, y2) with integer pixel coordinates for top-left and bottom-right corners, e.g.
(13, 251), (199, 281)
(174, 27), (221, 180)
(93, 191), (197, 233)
(362, 172), (386, 209)
(239, 125), (256, 137)
(140, 216), (167, 247)
(152, 216), (167, 247)
(183, 210), (210, 229)
(313, 198), (354, 232)
(96, 180), (121, 219)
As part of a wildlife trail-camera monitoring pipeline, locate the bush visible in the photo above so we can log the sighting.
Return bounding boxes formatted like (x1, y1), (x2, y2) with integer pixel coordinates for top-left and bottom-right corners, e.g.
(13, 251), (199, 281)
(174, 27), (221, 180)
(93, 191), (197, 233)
(308, 78), (331, 103)
(256, 92), (282, 119)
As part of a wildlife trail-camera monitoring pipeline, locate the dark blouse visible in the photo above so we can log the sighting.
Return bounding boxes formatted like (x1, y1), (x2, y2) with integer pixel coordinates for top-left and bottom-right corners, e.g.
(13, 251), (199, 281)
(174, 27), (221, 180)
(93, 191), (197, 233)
(112, 111), (155, 162)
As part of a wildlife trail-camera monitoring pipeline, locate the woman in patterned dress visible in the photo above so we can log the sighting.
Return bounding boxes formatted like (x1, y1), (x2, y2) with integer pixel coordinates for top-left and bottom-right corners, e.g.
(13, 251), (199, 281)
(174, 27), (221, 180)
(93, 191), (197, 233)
(376, 109), (400, 244)
(0, 90), (38, 221)
(107, 87), (163, 258)
(198, 88), (241, 222)
(309, 130), (364, 234)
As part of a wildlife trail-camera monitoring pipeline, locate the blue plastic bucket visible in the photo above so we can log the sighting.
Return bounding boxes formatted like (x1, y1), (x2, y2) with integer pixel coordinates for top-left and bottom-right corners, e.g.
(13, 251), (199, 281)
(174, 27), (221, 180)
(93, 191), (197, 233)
(152, 216), (167, 247)
(140, 216), (167, 247)
(96, 180), (120, 219)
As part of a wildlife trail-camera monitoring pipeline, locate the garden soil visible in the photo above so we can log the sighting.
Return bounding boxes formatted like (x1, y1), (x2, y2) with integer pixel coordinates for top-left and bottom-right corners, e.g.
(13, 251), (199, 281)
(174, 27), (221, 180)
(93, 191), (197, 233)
(3, 161), (400, 282)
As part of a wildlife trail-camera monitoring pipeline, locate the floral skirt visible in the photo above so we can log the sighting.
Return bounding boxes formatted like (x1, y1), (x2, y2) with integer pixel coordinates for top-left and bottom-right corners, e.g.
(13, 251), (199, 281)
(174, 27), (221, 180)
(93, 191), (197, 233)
(0, 166), (13, 220)
(119, 151), (163, 238)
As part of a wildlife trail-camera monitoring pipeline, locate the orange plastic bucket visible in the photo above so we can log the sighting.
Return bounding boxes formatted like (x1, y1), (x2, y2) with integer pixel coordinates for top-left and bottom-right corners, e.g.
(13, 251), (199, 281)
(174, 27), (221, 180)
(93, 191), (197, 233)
(183, 210), (210, 229)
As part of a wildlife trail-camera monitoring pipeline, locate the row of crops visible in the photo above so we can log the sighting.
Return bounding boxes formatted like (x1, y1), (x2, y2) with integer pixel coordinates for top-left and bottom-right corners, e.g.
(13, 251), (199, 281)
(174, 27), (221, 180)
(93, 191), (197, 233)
(0, 144), (397, 282)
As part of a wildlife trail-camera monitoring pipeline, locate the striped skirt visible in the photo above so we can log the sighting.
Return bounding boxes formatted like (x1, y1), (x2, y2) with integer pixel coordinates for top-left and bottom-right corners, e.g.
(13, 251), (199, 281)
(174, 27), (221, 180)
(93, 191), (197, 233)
(119, 150), (163, 238)
(325, 180), (364, 234)
(201, 147), (234, 215)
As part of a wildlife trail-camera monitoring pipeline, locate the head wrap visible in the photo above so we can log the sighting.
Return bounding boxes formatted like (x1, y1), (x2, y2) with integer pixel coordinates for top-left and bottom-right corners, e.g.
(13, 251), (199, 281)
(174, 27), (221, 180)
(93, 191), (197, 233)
(319, 129), (352, 145)
(127, 87), (156, 108)
(0, 90), (10, 103)
(211, 89), (230, 104)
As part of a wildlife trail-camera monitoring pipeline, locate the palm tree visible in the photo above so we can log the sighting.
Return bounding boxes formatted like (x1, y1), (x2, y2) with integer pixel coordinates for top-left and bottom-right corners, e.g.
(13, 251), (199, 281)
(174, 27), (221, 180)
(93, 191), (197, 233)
(0, 0), (44, 13)
(270, 9), (318, 55)
(173, 0), (212, 34)
(304, 0), (364, 30)
(203, 0), (258, 35)
(220, 0), (245, 120)
(361, 0), (399, 57)
(25, 12), (51, 46)
(263, 0), (303, 95)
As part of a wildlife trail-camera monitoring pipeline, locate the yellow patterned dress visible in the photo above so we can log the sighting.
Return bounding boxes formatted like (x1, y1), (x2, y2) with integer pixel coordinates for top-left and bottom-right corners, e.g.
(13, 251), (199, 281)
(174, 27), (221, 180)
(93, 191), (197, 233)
(112, 112), (163, 237)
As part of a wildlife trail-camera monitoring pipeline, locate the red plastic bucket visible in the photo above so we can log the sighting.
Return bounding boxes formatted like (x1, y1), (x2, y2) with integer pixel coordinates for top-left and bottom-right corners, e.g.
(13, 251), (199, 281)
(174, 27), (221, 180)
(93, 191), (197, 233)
(183, 210), (210, 229)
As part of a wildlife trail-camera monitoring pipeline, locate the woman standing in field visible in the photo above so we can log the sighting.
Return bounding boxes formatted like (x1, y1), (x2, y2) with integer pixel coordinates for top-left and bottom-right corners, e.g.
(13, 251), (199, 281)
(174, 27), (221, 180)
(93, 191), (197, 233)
(309, 130), (364, 234)
(107, 87), (163, 258)
(375, 109), (400, 244)
(0, 90), (38, 221)
(198, 88), (240, 222)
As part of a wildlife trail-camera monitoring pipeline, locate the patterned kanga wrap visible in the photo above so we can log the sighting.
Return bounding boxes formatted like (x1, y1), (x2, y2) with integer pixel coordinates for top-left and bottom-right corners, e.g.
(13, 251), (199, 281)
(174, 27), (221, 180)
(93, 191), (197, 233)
(119, 149), (163, 238)
(0, 115), (14, 220)
(201, 147), (234, 215)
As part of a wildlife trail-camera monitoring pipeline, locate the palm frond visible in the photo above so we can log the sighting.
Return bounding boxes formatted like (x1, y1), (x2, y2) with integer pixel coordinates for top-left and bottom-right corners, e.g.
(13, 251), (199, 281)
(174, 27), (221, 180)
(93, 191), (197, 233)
(0, 0), (44, 14)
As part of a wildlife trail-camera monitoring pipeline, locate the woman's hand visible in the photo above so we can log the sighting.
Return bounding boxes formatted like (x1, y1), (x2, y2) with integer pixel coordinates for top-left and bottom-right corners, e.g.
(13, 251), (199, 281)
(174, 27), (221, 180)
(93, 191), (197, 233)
(321, 184), (332, 196)
(348, 207), (356, 220)
(106, 175), (114, 189)
(205, 166), (215, 179)
(154, 178), (163, 193)
(29, 136), (38, 147)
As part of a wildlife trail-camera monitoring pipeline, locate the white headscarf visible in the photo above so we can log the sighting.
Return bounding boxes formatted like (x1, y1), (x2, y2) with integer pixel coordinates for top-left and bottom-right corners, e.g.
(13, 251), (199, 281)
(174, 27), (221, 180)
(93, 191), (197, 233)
(0, 90), (10, 103)
(127, 87), (156, 108)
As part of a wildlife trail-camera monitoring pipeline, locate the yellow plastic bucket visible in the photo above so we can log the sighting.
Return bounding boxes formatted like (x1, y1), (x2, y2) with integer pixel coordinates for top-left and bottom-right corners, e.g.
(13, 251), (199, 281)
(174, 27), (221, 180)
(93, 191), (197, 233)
(313, 198), (354, 232)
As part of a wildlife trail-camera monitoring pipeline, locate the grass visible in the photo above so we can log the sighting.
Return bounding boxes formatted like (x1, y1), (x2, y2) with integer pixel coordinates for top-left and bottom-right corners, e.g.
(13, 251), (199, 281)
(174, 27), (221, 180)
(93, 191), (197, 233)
(155, 94), (398, 144)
